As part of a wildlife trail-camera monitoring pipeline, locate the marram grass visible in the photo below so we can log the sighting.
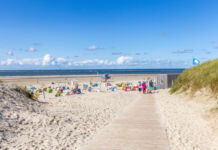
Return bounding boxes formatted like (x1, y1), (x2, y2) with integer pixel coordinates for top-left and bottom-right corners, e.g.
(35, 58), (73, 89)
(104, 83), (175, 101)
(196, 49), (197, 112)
(170, 59), (218, 98)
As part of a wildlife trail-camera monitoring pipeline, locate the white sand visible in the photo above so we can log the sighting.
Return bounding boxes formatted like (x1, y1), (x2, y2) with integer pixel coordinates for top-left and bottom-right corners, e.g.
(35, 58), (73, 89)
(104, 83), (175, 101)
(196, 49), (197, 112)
(2, 75), (218, 150)
(155, 89), (218, 150)
(1, 76), (146, 150)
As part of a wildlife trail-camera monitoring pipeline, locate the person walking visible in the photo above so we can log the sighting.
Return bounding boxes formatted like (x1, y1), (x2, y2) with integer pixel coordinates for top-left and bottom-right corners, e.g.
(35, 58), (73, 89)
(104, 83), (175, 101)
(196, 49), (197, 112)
(138, 81), (142, 92)
(148, 80), (154, 93)
(142, 81), (146, 94)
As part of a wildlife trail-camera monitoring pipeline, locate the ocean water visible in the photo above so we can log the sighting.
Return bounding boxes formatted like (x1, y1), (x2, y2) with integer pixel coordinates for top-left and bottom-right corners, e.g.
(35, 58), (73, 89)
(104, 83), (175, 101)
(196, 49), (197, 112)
(0, 69), (184, 76)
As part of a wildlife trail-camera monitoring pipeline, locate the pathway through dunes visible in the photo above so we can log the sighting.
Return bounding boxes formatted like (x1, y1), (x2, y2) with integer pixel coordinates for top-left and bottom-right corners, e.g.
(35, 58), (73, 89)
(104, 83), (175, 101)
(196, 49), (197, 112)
(81, 94), (169, 150)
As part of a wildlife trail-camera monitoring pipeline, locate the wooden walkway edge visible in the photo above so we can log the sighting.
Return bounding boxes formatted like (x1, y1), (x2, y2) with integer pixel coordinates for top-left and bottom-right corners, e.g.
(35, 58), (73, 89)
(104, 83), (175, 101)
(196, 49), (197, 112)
(80, 94), (169, 150)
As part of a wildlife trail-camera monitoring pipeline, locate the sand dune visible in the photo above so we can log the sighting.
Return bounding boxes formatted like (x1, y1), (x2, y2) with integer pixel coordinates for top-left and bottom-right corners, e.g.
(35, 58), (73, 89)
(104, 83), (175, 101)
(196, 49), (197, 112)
(155, 89), (218, 150)
(0, 83), (141, 150)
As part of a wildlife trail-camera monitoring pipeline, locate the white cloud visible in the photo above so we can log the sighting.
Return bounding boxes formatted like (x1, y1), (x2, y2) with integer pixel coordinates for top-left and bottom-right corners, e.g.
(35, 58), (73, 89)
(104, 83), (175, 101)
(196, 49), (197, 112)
(51, 61), (56, 65)
(42, 54), (51, 66)
(0, 59), (15, 65)
(7, 50), (14, 56)
(0, 54), (192, 68)
(0, 55), (133, 67)
(116, 56), (133, 65)
(1, 54), (177, 68)
(18, 58), (41, 65)
(7, 59), (14, 65)
(56, 57), (67, 64)
(172, 49), (193, 54)
(80, 59), (114, 66)
(28, 47), (37, 52)
(1, 54), (52, 67)
(86, 45), (101, 50)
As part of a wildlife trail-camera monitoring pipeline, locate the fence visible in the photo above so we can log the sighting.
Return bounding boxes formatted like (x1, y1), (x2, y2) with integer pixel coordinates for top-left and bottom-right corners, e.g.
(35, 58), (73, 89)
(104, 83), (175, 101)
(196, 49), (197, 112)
(157, 74), (180, 89)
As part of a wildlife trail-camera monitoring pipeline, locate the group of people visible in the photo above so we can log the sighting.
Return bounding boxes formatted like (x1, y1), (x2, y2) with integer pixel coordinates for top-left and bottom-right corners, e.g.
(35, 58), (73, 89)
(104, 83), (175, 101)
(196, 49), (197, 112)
(138, 80), (156, 94)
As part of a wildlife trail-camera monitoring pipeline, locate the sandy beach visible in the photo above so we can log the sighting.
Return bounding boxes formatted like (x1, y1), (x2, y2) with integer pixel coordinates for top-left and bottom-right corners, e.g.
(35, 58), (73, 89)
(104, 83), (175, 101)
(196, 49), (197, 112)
(0, 74), (154, 150)
(155, 89), (218, 150)
(1, 74), (218, 150)
(0, 74), (157, 85)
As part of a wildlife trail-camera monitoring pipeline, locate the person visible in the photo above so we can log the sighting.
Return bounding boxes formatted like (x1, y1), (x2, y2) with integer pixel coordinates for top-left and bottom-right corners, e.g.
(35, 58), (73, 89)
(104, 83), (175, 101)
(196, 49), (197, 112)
(149, 80), (153, 89)
(138, 81), (142, 92)
(153, 80), (157, 90)
(148, 80), (153, 93)
(75, 84), (79, 89)
(142, 81), (146, 94)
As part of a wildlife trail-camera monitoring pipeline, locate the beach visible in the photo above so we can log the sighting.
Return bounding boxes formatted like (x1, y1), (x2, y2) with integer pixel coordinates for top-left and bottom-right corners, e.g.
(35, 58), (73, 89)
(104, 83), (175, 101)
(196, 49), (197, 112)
(1, 74), (218, 150)
(0, 74), (155, 150)
(155, 89), (218, 150)
(1, 0), (217, 149)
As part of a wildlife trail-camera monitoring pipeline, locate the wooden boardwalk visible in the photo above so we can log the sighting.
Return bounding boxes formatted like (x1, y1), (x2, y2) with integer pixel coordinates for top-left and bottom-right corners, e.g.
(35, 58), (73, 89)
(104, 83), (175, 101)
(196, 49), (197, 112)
(81, 94), (169, 150)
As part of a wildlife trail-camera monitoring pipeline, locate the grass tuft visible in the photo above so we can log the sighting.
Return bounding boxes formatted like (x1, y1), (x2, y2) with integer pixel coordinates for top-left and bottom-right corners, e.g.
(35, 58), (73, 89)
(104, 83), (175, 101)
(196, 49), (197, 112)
(170, 59), (218, 98)
(14, 85), (35, 99)
(210, 105), (218, 113)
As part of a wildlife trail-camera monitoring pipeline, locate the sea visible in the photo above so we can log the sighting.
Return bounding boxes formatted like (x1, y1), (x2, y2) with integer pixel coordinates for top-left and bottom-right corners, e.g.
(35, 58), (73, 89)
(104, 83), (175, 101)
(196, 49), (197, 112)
(0, 69), (184, 76)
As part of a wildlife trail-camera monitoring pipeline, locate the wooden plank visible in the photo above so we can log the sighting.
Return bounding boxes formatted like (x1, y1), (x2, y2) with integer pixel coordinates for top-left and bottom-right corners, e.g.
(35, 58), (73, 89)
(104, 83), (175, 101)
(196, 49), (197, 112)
(80, 95), (169, 150)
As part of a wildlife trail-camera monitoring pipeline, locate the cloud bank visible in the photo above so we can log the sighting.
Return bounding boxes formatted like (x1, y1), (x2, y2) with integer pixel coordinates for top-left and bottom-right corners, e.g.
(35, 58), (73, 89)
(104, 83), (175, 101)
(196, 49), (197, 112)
(0, 55), (134, 67)
(0, 54), (191, 69)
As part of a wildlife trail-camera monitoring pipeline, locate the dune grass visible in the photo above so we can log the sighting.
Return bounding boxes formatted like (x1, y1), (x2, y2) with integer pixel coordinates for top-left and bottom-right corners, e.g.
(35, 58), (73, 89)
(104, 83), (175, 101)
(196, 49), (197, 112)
(14, 85), (35, 99)
(170, 59), (218, 98)
(0, 79), (3, 83)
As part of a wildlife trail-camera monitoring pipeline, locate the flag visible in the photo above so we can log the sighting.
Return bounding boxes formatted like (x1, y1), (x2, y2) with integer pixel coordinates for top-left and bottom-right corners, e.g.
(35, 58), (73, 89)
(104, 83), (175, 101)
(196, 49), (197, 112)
(193, 58), (200, 65)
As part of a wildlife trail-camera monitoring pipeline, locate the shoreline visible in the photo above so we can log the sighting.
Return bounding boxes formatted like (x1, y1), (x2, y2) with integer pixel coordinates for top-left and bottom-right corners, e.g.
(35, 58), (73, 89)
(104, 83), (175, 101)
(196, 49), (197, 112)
(0, 73), (158, 78)
(1, 74), (158, 85)
(0, 69), (184, 78)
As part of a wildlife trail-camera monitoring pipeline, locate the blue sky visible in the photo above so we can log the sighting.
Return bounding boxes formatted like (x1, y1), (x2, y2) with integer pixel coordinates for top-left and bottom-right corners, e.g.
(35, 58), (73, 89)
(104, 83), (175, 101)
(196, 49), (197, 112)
(0, 0), (217, 69)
